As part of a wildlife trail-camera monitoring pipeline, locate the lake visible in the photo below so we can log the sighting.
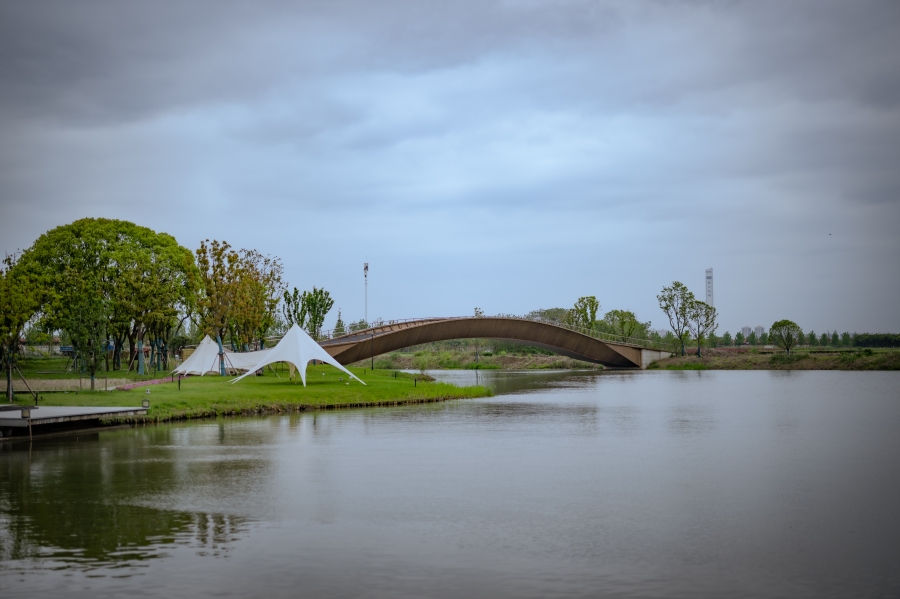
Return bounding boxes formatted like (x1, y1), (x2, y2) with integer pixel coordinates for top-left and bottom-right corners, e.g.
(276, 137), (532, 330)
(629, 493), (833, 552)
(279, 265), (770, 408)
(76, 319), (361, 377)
(2, 370), (899, 598)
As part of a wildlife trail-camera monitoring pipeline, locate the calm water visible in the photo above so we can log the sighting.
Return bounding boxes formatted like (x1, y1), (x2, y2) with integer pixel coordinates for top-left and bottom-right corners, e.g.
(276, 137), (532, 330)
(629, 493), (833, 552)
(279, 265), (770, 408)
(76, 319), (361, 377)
(2, 370), (899, 598)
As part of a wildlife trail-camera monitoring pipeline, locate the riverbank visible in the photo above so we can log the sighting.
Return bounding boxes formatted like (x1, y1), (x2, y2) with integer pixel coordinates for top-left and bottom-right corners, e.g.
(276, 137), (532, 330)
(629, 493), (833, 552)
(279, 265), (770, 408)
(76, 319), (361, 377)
(356, 350), (603, 371)
(649, 348), (900, 370)
(5, 365), (491, 423)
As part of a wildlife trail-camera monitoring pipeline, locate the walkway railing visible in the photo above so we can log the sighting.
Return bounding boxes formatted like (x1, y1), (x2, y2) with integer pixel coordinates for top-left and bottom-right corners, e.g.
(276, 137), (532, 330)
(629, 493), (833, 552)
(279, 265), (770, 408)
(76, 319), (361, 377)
(313, 315), (669, 351)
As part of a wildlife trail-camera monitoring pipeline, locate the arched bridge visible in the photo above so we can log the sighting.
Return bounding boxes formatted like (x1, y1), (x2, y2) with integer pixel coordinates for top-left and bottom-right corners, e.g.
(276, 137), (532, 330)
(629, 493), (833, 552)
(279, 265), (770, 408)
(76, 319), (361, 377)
(319, 317), (671, 369)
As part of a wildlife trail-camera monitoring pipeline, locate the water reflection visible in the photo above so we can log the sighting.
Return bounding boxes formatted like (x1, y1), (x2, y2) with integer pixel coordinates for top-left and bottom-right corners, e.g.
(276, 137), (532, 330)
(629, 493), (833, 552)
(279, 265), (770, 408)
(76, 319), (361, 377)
(0, 432), (249, 573)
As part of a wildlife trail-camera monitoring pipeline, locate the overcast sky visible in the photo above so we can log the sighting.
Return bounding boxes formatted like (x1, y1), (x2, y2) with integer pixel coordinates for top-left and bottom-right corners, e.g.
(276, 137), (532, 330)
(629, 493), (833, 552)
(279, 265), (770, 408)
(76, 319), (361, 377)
(1, 0), (898, 334)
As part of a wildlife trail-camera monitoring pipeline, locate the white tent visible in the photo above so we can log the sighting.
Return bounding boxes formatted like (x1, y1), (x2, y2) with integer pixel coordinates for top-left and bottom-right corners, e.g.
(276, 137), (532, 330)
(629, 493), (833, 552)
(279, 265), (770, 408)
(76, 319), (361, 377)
(174, 336), (274, 376)
(230, 324), (365, 387)
(173, 336), (221, 376)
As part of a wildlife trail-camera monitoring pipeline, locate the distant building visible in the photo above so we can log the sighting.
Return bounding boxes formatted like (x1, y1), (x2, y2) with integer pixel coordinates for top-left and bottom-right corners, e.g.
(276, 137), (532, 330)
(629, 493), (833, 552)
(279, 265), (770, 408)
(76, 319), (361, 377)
(741, 326), (752, 338)
(705, 268), (714, 307)
(754, 326), (765, 338)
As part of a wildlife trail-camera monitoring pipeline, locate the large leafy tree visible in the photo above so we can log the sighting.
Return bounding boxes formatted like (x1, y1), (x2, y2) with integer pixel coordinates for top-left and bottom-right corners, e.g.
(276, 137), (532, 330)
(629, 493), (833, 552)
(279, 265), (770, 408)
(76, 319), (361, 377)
(301, 287), (334, 340)
(657, 281), (695, 356)
(20, 219), (198, 376)
(281, 286), (334, 340)
(567, 296), (600, 330)
(229, 249), (284, 350)
(1, 253), (42, 400)
(686, 300), (717, 357)
(602, 309), (650, 339)
(196, 239), (241, 375)
(769, 320), (802, 354)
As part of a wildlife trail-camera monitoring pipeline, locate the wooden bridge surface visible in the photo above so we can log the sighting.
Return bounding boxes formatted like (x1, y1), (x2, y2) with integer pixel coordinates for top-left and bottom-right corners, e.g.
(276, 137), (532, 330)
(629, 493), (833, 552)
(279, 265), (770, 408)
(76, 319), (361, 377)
(319, 317), (659, 369)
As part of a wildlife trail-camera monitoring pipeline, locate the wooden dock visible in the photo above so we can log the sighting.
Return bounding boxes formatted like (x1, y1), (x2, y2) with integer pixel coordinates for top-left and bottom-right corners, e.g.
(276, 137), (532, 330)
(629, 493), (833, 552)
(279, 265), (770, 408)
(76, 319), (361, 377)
(0, 406), (148, 439)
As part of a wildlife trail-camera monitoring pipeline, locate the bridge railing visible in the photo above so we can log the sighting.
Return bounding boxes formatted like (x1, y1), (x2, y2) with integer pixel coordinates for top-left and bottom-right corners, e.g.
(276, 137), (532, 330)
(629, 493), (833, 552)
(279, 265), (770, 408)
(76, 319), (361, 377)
(315, 315), (669, 351)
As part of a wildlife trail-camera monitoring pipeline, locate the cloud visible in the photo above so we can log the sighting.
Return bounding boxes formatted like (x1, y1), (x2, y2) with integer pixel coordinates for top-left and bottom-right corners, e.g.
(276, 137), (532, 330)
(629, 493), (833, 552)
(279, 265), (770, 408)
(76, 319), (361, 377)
(1, 0), (898, 332)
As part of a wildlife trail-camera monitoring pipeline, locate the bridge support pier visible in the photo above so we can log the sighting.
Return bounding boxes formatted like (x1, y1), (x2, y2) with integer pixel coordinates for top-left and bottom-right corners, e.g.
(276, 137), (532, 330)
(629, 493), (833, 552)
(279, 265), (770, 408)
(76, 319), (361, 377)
(639, 349), (671, 369)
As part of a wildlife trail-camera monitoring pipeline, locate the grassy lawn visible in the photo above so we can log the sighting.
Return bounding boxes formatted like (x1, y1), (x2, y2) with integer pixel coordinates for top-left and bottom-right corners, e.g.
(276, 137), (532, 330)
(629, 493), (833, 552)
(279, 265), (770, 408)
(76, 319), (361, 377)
(8, 365), (491, 422)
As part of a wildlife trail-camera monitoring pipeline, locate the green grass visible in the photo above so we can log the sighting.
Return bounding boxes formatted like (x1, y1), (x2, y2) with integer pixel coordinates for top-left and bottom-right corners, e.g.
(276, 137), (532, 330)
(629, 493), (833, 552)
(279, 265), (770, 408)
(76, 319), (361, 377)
(664, 363), (708, 370)
(10, 365), (491, 422)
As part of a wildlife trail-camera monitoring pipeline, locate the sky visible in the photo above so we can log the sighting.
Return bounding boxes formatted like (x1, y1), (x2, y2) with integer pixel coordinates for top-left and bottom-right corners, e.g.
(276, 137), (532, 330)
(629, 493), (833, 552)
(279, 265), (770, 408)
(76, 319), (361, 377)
(1, 0), (898, 335)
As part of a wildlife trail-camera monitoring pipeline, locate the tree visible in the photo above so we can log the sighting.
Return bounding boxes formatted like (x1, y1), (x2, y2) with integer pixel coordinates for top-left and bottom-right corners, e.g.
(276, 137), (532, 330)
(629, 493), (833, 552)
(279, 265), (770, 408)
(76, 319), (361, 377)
(348, 318), (368, 332)
(707, 331), (719, 347)
(229, 249), (284, 350)
(301, 287), (334, 340)
(748, 332), (758, 346)
(657, 282), (695, 356)
(58, 268), (109, 390)
(282, 287), (308, 330)
(735, 331), (745, 346)
(686, 300), (717, 357)
(760, 332), (769, 345)
(770, 320), (802, 354)
(333, 309), (345, 336)
(526, 307), (570, 325)
(568, 296), (599, 330)
(831, 331), (839, 346)
(807, 331), (817, 346)
(602, 309), (650, 339)
(820, 332), (829, 346)
(1, 253), (41, 400)
(196, 239), (240, 375)
(722, 331), (733, 346)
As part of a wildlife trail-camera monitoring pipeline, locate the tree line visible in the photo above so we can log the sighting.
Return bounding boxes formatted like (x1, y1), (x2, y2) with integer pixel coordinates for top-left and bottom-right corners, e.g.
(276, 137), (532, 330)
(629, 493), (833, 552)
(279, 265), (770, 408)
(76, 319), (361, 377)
(1, 218), (338, 394)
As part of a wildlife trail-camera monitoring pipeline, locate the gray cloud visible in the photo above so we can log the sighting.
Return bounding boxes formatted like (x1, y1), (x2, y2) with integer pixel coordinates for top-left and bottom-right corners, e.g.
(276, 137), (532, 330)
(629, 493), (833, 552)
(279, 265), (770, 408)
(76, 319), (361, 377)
(1, 0), (899, 332)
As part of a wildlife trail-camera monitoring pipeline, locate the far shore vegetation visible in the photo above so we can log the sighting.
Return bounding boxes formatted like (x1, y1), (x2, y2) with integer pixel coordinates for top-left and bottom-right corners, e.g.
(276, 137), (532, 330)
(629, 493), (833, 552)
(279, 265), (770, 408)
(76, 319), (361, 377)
(648, 347), (900, 371)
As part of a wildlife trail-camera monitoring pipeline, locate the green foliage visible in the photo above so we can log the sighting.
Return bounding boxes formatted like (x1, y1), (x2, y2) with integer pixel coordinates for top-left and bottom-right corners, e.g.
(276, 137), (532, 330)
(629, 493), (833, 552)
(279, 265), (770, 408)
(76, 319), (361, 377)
(686, 300), (717, 357)
(831, 331), (839, 346)
(807, 331), (817, 346)
(760, 332), (769, 345)
(602, 309), (650, 339)
(197, 239), (241, 341)
(735, 332), (745, 345)
(853, 333), (900, 348)
(841, 332), (851, 347)
(229, 249), (284, 347)
(568, 296), (600, 330)
(333, 309), (345, 336)
(525, 307), (570, 325)
(348, 319), (369, 333)
(722, 331), (733, 346)
(20, 218), (199, 374)
(769, 319), (802, 354)
(1, 252), (42, 399)
(748, 332), (758, 346)
(657, 281), (695, 356)
(769, 352), (808, 365)
(282, 287), (307, 330)
(300, 287), (334, 340)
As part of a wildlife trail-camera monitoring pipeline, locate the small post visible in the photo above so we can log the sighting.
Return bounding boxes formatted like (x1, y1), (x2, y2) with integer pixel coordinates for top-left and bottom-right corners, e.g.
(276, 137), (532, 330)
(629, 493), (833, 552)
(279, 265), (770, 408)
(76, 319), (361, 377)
(178, 375), (181, 391)
(414, 378), (417, 387)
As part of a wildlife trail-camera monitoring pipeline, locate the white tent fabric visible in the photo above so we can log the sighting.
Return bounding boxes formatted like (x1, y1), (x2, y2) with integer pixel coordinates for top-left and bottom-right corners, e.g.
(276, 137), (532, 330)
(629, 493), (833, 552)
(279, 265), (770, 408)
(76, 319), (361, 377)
(231, 324), (365, 387)
(174, 336), (274, 376)
(225, 348), (273, 370)
(173, 336), (221, 376)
